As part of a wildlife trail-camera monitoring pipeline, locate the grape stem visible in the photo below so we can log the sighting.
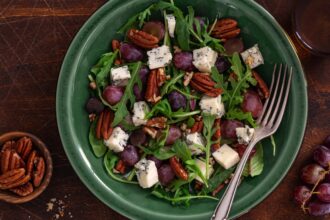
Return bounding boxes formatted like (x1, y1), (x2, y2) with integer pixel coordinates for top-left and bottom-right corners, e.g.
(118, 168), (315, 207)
(301, 167), (330, 213)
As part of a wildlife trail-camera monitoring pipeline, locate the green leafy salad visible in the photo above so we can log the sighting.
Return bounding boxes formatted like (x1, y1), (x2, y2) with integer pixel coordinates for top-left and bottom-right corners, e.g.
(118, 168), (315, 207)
(85, 0), (274, 206)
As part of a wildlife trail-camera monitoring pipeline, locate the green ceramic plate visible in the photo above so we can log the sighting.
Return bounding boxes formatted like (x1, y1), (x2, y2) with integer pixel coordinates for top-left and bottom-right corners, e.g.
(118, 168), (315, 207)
(56, 0), (307, 219)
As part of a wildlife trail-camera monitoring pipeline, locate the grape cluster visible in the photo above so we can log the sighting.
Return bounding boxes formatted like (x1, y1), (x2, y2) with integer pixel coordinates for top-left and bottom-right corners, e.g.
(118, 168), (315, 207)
(294, 135), (330, 216)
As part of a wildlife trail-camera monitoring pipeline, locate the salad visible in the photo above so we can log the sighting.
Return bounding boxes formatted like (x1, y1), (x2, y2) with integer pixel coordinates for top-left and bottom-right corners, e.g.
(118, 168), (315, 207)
(85, 0), (274, 205)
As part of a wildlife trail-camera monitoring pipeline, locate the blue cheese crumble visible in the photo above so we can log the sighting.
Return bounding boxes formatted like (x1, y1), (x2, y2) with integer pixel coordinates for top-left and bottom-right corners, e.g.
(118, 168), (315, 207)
(134, 158), (159, 188)
(166, 14), (176, 38)
(192, 46), (218, 73)
(132, 101), (150, 126)
(240, 44), (264, 69)
(236, 125), (255, 145)
(199, 95), (225, 118)
(110, 65), (131, 86)
(104, 127), (129, 153)
(147, 45), (173, 70)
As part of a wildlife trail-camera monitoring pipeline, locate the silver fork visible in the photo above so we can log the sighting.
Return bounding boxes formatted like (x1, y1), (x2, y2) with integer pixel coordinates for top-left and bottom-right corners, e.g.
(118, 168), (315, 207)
(211, 64), (293, 220)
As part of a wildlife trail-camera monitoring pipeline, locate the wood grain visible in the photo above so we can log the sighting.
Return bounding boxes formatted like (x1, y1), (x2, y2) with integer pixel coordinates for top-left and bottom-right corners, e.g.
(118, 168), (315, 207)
(0, 0), (329, 219)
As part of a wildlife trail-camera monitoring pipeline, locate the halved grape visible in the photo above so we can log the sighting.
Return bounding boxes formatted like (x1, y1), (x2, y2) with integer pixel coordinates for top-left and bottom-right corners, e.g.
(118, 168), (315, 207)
(293, 185), (311, 205)
(165, 126), (182, 145)
(168, 91), (187, 111)
(221, 120), (244, 139)
(102, 85), (124, 105)
(85, 97), (104, 114)
(313, 145), (330, 167)
(224, 38), (244, 56)
(241, 90), (263, 118)
(173, 52), (194, 71)
(215, 56), (231, 73)
(308, 200), (330, 216)
(142, 21), (165, 40)
(120, 43), (144, 62)
(158, 163), (176, 186)
(317, 183), (330, 202)
(120, 145), (139, 166)
(129, 129), (147, 146)
(301, 163), (325, 185)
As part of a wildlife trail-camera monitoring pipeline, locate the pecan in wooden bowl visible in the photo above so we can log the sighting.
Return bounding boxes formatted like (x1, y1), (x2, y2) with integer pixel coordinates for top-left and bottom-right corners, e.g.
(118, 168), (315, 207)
(0, 131), (53, 203)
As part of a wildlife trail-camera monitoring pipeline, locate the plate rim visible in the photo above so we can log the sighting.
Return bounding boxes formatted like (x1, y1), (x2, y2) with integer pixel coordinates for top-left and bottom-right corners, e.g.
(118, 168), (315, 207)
(56, 0), (308, 219)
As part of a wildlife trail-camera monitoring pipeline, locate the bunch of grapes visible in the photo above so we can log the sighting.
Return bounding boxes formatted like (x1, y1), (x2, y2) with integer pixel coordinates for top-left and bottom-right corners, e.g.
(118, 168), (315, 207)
(294, 135), (330, 216)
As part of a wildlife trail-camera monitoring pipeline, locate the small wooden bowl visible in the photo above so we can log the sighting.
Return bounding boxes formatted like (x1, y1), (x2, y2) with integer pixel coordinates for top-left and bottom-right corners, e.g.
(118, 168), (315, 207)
(0, 131), (53, 203)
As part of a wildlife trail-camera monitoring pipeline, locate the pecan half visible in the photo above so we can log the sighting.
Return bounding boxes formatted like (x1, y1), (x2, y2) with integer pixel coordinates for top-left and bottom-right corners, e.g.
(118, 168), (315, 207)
(115, 159), (126, 174)
(33, 156), (45, 187)
(10, 182), (34, 197)
(16, 137), (33, 161)
(190, 73), (222, 97)
(0, 168), (30, 190)
(145, 69), (162, 104)
(26, 150), (37, 175)
(191, 116), (204, 133)
(142, 126), (158, 139)
(156, 68), (166, 87)
(146, 117), (167, 129)
(127, 29), (159, 49)
(212, 183), (225, 196)
(211, 119), (221, 152)
(1, 150), (25, 174)
(96, 109), (114, 140)
(1, 140), (16, 152)
(252, 71), (270, 98)
(169, 157), (189, 181)
(183, 72), (194, 87)
(211, 18), (241, 41)
(111, 39), (120, 51)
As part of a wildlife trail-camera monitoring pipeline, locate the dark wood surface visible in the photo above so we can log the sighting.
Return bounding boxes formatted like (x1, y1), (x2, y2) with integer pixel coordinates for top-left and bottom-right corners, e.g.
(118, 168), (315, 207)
(0, 0), (329, 219)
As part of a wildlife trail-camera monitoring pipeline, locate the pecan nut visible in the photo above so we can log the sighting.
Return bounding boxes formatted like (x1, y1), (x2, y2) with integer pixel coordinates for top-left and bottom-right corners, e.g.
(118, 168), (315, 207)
(111, 39), (120, 51)
(190, 116), (204, 133)
(127, 29), (159, 49)
(10, 182), (34, 197)
(33, 156), (45, 187)
(1, 150), (25, 174)
(212, 183), (225, 196)
(96, 109), (114, 140)
(142, 126), (158, 139)
(16, 137), (33, 161)
(145, 69), (162, 104)
(0, 168), (30, 190)
(190, 73), (222, 97)
(1, 140), (16, 152)
(115, 159), (126, 174)
(26, 150), (37, 175)
(252, 71), (270, 98)
(211, 18), (241, 41)
(211, 119), (221, 152)
(169, 157), (189, 181)
(146, 117), (167, 129)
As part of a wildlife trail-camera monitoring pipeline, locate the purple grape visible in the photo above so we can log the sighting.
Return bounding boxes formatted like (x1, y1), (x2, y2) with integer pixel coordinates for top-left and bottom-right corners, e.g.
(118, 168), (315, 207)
(102, 85), (124, 105)
(120, 43), (144, 62)
(158, 164), (176, 186)
(173, 52), (194, 71)
(221, 120), (244, 139)
(313, 145), (330, 167)
(189, 99), (196, 111)
(324, 135), (330, 148)
(308, 200), (330, 216)
(234, 143), (256, 159)
(147, 155), (163, 168)
(317, 183), (330, 202)
(120, 145), (139, 166)
(224, 38), (244, 56)
(85, 97), (104, 114)
(301, 163), (325, 185)
(215, 56), (231, 73)
(142, 21), (165, 40)
(293, 185), (311, 205)
(165, 126), (182, 145)
(133, 66), (150, 101)
(325, 173), (330, 183)
(168, 91), (187, 111)
(138, 66), (150, 85)
(241, 90), (263, 118)
(129, 129), (147, 146)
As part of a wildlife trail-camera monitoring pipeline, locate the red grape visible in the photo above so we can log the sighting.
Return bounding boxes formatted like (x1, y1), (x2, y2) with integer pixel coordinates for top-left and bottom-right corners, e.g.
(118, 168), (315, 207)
(301, 163), (325, 185)
(241, 90), (263, 118)
(165, 126), (182, 145)
(224, 38), (244, 56)
(324, 135), (330, 148)
(234, 143), (257, 159)
(102, 85), (124, 105)
(142, 21), (165, 40)
(317, 183), (330, 202)
(293, 185), (311, 205)
(313, 145), (330, 167)
(168, 91), (187, 111)
(221, 120), (244, 139)
(173, 52), (194, 71)
(129, 129), (147, 146)
(120, 43), (144, 62)
(120, 145), (139, 166)
(85, 97), (104, 114)
(215, 56), (231, 73)
(158, 163), (176, 186)
(308, 200), (330, 216)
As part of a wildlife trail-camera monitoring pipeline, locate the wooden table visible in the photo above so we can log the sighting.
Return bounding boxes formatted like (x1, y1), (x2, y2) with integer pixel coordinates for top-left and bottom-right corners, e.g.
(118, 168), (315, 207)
(0, 0), (329, 219)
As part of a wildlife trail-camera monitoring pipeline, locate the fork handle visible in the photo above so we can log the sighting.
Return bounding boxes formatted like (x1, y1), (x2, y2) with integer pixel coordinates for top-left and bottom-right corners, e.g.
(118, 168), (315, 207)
(211, 138), (258, 220)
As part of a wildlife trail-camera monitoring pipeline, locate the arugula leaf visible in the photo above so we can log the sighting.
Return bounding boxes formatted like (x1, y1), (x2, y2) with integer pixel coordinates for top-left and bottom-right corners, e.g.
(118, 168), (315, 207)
(172, 140), (192, 162)
(89, 119), (107, 157)
(175, 19), (191, 51)
(140, 146), (176, 160)
(242, 144), (264, 177)
(202, 114), (216, 181)
(103, 150), (138, 184)
(160, 72), (184, 96)
(203, 166), (235, 193)
(91, 51), (118, 108)
(117, 4), (154, 34)
(226, 108), (256, 128)
(112, 62), (142, 126)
